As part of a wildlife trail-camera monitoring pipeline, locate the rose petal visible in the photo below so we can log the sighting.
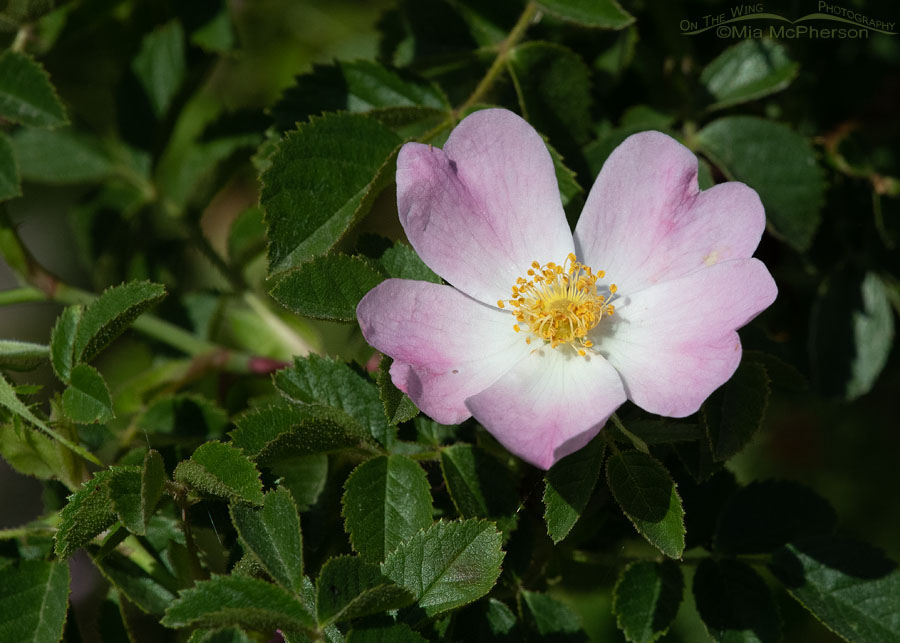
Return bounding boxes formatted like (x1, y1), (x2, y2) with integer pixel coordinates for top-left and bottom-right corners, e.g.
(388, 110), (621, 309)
(465, 348), (626, 470)
(595, 258), (777, 417)
(397, 108), (574, 305)
(574, 131), (765, 294)
(357, 279), (527, 424)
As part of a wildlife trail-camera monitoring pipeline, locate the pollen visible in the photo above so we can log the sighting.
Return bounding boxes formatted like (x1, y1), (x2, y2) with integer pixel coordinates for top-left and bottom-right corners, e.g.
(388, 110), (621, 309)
(501, 253), (617, 354)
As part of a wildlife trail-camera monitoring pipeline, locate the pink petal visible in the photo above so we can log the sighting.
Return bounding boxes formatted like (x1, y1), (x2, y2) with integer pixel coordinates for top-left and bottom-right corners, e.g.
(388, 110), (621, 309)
(397, 108), (574, 305)
(574, 131), (765, 294)
(356, 279), (528, 424)
(465, 348), (626, 470)
(597, 258), (777, 417)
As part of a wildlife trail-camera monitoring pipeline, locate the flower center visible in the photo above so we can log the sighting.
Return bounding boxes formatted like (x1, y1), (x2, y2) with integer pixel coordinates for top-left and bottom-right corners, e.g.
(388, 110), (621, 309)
(498, 253), (617, 356)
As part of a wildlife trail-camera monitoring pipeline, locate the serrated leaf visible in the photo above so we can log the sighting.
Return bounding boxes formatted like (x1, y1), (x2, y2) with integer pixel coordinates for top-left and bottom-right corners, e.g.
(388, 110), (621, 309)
(620, 420), (701, 445)
(261, 112), (402, 273)
(342, 455), (433, 562)
(693, 559), (780, 643)
(162, 575), (314, 632)
(520, 590), (587, 640)
(55, 468), (119, 557)
(701, 39), (798, 110)
(0, 560), (70, 643)
(230, 488), (304, 594)
(270, 254), (385, 322)
(271, 59), (450, 132)
(543, 437), (603, 543)
(347, 623), (427, 643)
(534, 0), (634, 29)
(0, 419), (66, 481)
(229, 403), (375, 462)
(50, 305), (81, 383)
(547, 141), (583, 208)
(714, 480), (836, 555)
(441, 444), (517, 523)
(0, 371), (100, 465)
(0, 339), (48, 371)
(810, 270), (894, 400)
(377, 242), (440, 283)
(174, 441), (264, 505)
(376, 355), (418, 425)
(612, 561), (683, 643)
(137, 394), (229, 437)
(0, 132), (20, 201)
(73, 281), (167, 363)
(141, 450), (166, 534)
(0, 50), (67, 128)
(770, 536), (900, 643)
(108, 466), (143, 535)
(697, 116), (824, 252)
(316, 555), (413, 625)
(508, 42), (593, 147)
(381, 519), (503, 617)
(703, 361), (770, 462)
(606, 450), (685, 559)
(91, 548), (178, 615)
(62, 363), (114, 424)
(272, 454), (328, 511)
(131, 20), (186, 118)
(275, 355), (394, 446)
(188, 628), (251, 643)
(9, 128), (113, 184)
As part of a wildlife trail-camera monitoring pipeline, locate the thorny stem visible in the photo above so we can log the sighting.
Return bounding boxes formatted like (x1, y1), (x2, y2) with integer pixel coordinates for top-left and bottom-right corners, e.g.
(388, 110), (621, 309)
(455, 1), (540, 117)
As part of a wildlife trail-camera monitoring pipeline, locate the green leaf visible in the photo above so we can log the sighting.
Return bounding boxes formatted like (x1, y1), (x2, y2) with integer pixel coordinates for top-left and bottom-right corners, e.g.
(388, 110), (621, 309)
(548, 141), (583, 208)
(543, 437), (603, 543)
(162, 575), (314, 632)
(9, 128), (113, 184)
(508, 42), (593, 146)
(137, 394), (229, 437)
(91, 548), (178, 615)
(108, 466), (143, 535)
(0, 419), (67, 482)
(381, 519), (503, 617)
(612, 561), (683, 643)
(0, 370), (100, 465)
(702, 361), (770, 462)
(271, 60), (450, 132)
(347, 623), (427, 643)
(73, 281), (167, 363)
(534, 0), (634, 29)
(229, 403), (376, 462)
(316, 555), (413, 625)
(0, 132), (20, 201)
(228, 206), (265, 267)
(440, 444), (518, 523)
(377, 242), (440, 283)
(62, 363), (114, 424)
(275, 354), (394, 446)
(700, 39), (799, 110)
(0, 339), (48, 371)
(520, 590), (587, 640)
(0, 560), (70, 643)
(770, 536), (900, 643)
(50, 305), (81, 383)
(140, 450), (166, 534)
(261, 112), (402, 273)
(693, 559), (780, 643)
(606, 450), (685, 559)
(188, 628), (251, 643)
(190, 5), (235, 53)
(0, 50), (67, 128)
(230, 488), (304, 594)
(272, 454), (328, 511)
(618, 420), (701, 445)
(342, 455), (433, 562)
(714, 480), (836, 555)
(131, 20), (186, 118)
(174, 441), (264, 505)
(810, 270), (894, 400)
(270, 254), (385, 322)
(376, 355), (418, 426)
(55, 468), (119, 557)
(697, 116), (824, 252)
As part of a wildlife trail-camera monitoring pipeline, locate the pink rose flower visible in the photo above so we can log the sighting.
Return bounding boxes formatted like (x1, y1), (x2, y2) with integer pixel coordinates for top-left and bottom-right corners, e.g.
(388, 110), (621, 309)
(357, 108), (777, 470)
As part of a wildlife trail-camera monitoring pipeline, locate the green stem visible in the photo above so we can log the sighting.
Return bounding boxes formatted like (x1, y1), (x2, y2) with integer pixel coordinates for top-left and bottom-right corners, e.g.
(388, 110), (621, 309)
(0, 287), (45, 306)
(610, 414), (650, 454)
(455, 1), (539, 116)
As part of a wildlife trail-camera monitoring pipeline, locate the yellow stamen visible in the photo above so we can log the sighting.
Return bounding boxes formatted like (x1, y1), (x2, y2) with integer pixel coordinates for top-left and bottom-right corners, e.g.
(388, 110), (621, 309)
(499, 255), (618, 356)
